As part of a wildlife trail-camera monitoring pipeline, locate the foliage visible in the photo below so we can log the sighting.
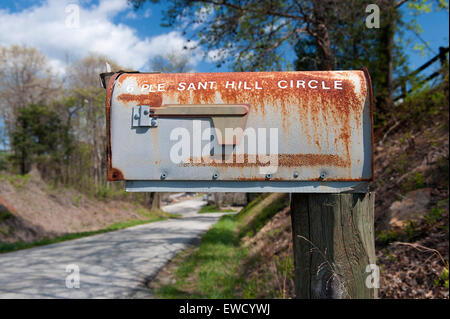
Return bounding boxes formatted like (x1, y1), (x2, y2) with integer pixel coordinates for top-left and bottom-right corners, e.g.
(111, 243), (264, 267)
(0, 150), (8, 171)
(377, 64), (449, 139)
(151, 52), (191, 72)
(377, 198), (448, 246)
(94, 185), (128, 201)
(131, 0), (339, 71)
(376, 220), (421, 245)
(399, 68), (449, 124)
(0, 208), (14, 223)
(434, 266), (449, 288)
(0, 173), (30, 189)
(10, 103), (73, 175)
(402, 172), (426, 192)
(0, 45), (60, 130)
(72, 195), (81, 207)
(425, 199), (448, 225)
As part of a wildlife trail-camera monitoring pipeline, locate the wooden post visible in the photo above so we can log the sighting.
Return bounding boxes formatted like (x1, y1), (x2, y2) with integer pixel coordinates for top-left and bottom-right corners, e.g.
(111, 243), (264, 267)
(290, 193), (376, 299)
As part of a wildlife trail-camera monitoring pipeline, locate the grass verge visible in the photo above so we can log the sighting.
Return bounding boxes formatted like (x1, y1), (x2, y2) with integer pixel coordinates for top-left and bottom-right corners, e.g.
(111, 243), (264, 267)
(154, 214), (246, 298)
(198, 205), (236, 214)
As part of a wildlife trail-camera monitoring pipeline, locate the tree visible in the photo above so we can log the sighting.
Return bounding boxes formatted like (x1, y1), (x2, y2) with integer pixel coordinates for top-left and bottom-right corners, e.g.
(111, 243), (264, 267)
(151, 51), (191, 73)
(130, 0), (341, 71)
(293, 1), (410, 116)
(10, 103), (72, 176)
(0, 45), (60, 168)
(65, 54), (122, 187)
(0, 45), (60, 131)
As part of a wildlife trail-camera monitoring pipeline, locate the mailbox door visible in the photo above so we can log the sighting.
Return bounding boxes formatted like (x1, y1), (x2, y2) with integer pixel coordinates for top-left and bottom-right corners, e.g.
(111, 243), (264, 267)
(106, 70), (373, 193)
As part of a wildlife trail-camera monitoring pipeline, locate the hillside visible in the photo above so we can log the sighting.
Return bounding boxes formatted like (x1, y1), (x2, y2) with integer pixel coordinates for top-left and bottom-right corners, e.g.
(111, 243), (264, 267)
(371, 76), (449, 298)
(0, 168), (174, 248)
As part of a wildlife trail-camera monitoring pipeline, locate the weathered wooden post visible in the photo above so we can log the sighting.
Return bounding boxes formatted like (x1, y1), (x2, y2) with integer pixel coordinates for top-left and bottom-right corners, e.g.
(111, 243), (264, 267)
(290, 193), (377, 299)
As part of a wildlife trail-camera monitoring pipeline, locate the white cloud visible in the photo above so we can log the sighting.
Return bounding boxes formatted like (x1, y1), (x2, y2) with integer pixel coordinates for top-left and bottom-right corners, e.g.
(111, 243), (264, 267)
(0, 0), (201, 75)
(143, 8), (151, 18)
(207, 49), (223, 62)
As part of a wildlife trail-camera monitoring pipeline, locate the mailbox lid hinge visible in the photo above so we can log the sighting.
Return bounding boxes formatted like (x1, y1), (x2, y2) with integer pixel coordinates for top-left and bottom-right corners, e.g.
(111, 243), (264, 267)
(132, 105), (158, 127)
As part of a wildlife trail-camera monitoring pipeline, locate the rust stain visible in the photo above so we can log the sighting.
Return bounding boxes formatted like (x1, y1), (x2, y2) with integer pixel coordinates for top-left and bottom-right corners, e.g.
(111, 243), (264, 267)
(106, 72), (123, 181)
(118, 93), (163, 107)
(108, 168), (124, 181)
(183, 153), (347, 168)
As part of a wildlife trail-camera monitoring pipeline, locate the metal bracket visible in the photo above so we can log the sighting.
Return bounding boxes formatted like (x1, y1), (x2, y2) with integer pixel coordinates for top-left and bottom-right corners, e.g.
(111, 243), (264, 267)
(132, 105), (157, 127)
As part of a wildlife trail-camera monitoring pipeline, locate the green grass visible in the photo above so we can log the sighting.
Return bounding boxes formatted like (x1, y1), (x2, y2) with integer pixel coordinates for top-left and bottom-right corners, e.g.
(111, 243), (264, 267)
(0, 173), (30, 189)
(0, 209), (15, 223)
(425, 199), (448, 225)
(0, 209), (176, 254)
(155, 214), (246, 298)
(136, 207), (181, 219)
(402, 172), (426, 192)
(154, 193), (289, 299)
(237, 194), (288, 238)
(435, 266), (449, 289)
(197, 205), (236, 214)
(376, 219), (421, 246)
(94, 185), (128, 201)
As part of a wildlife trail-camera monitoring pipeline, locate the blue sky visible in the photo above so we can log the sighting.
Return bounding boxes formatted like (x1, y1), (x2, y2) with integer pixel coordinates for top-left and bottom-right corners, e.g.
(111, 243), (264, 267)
(0, 0), (448, 74)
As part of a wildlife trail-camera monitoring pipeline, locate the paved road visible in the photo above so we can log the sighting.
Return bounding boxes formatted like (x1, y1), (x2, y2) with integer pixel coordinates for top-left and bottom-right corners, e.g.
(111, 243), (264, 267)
(0, 197), (225, 298)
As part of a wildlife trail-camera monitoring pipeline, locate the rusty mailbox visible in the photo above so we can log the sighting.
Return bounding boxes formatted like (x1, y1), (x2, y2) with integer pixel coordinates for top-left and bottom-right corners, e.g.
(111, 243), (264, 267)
(102, 69), (373, 193)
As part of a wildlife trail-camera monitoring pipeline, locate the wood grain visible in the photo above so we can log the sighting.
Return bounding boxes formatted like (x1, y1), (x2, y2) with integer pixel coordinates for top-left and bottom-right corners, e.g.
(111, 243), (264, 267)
(290, 193), (376, 299)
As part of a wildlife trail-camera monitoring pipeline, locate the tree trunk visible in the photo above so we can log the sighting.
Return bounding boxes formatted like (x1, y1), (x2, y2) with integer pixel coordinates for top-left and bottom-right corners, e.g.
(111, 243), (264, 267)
(313, 0), (335, 70)
(150, 192), (161, 210)
(377, 2), (398, 112)
(213, 193), (221, 208)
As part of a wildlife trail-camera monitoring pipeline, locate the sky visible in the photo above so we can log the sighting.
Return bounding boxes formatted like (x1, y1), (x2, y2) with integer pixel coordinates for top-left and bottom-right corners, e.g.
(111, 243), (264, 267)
(0, 0), (448, 76)
(0, 0), (449, 74)
(0, 0), (218, 75)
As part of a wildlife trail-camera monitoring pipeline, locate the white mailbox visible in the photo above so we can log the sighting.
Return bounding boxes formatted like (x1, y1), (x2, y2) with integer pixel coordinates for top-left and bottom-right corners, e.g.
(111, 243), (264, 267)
(102, 69), (373, 193)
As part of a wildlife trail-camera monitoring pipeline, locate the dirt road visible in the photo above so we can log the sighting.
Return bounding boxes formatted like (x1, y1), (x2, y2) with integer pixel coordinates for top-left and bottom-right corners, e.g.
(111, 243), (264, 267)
(0, 197), (225, 298)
